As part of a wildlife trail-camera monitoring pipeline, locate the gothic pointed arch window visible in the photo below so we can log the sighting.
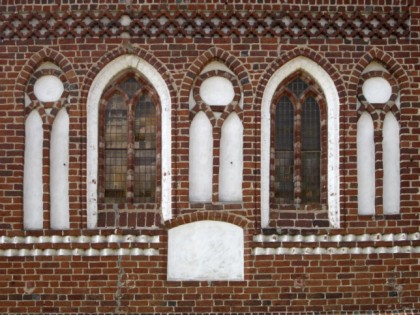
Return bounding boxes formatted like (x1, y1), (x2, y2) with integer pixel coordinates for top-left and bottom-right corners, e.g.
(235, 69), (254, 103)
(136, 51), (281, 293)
(98, 72), (159, 206)
(261, 57), (340, 229)
(270, 71), (328, 219)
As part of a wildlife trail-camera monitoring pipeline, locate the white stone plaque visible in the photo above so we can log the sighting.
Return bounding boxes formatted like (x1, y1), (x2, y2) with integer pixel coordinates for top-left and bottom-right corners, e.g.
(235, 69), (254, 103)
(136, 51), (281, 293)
(168, 220), (244, 281)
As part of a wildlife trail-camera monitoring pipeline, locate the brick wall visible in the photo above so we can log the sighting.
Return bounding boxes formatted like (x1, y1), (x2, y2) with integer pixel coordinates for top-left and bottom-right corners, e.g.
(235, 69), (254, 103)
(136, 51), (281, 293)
(0, 0), (419, 313)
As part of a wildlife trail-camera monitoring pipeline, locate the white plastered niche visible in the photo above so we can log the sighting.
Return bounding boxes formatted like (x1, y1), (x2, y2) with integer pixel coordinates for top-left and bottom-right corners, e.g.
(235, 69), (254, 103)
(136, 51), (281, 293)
(50, 109), (70, 229)
(189, 112), (213, 202)
(24, 111), (44, 230)
(357, 112), (375, 215)
(86, 54), (172, 228)
(382, 112), (400, 214)
(260, 56), (340, 228)
(358, 61), (400, 215)
(24, 61), (70, 230)
(219, 113), (243, 202)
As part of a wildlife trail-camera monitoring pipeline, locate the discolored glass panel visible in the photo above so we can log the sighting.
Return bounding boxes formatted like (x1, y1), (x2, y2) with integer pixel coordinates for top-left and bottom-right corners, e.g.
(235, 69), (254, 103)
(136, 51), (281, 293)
(274, 96), (294, 204)
(301, 96), (321, 204)
(134, 94), (156, 203)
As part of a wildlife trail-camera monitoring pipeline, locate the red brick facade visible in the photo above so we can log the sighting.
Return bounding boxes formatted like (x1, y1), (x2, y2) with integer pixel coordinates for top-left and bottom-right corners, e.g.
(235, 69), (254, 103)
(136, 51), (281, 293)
(0, 0), (419, 313)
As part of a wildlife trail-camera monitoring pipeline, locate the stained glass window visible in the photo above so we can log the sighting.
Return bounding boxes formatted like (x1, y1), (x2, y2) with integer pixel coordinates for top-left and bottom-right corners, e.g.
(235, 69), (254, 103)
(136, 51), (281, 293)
(274, 96), (294, 204)
(100, 74), (157, 204)
(273, 74), (323, 207)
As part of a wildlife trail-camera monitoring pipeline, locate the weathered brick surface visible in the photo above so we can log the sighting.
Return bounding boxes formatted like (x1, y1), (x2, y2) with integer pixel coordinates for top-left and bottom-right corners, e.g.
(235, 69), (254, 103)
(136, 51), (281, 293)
(0, 0), (419, 313)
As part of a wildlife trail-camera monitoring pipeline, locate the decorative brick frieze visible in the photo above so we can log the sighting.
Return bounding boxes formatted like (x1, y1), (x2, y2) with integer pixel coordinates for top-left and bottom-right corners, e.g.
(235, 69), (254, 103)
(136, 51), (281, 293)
(0, 10), (410, 42)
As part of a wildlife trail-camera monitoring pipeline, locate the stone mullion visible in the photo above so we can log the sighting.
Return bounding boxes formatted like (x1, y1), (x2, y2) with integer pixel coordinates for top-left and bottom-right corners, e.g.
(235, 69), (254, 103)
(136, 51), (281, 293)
(294, 101), (302, 209)
(212, 125), (221, 203)
(43, 123), (51, 229)
(126, 99), (135, 204)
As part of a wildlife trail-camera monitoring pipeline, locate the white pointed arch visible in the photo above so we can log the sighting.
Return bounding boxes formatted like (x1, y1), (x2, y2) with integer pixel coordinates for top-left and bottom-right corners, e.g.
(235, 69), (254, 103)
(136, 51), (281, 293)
(261, 56), (340, 228)
(86, 55), (172, 228)
(24, 111), (44, 230)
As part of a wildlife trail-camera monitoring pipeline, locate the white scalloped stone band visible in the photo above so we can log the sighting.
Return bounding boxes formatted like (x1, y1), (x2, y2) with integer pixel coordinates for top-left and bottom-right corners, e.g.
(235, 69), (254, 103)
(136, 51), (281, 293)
(253, 246), (420, 256)
(0, 234), (160, 257)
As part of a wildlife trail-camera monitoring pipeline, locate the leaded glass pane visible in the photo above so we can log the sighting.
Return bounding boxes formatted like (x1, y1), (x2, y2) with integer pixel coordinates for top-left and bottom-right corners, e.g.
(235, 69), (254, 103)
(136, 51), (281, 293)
(275, 96), (294, 151)
(274, 96), (294, 204)
(104, 94), (127, 203)
(301, 96), (321, 203)
(134, 94), (156, 203)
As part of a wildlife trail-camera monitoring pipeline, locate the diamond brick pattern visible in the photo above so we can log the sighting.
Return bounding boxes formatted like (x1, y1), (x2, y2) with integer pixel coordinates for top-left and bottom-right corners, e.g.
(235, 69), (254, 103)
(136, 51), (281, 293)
(0, 10), (410, 41)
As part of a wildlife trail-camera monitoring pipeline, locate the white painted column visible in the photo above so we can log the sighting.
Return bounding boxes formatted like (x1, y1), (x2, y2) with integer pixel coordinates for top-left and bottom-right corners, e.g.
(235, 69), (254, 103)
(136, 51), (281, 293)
(50, 109), (70, 229)
(24, 111), (44, 230)
(189, 112), (213, 202)
(357, 112), (375, 215)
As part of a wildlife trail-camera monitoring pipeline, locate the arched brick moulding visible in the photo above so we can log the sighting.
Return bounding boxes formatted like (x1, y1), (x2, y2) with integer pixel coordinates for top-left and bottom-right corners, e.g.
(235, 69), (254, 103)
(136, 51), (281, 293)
(357, 70), (399, 117)
(24, 68), (71, 124)
(15, 48), (78, 112)
(192, 70), (241, 110)
(257, 47), (347, 229)
(179, 47), (253, 117)
(348, 48), (410, 105)
(165, 211), (251, 230)
(190, 69), (243, 127)
(17, 48), (78, 231)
